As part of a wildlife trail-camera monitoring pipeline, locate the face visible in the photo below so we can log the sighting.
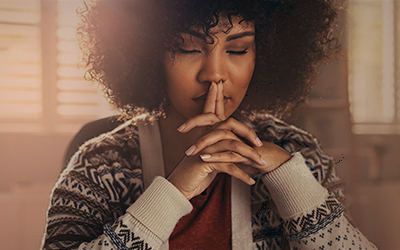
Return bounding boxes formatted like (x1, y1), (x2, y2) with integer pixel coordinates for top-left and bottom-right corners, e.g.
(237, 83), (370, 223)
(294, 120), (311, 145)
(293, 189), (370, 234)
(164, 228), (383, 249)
(163, 16), (256, 119)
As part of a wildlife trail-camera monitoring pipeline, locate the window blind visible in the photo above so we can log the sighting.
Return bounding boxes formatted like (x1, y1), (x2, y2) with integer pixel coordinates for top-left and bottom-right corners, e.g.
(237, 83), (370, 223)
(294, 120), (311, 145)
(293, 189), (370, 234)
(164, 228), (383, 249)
(56, 0), (116, 119)
(0, 0), (42, 118)
(348, 0), (397, 126)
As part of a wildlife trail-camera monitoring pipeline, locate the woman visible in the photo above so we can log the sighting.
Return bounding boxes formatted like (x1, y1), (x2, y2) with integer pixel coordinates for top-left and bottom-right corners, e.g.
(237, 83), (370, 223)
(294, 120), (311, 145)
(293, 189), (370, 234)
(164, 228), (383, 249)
(42, 0), (377, 249)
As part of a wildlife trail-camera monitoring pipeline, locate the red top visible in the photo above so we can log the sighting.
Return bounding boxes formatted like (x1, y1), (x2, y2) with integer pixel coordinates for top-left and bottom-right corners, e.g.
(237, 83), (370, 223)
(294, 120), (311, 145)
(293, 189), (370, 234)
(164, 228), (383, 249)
(169, 173), (232, 250)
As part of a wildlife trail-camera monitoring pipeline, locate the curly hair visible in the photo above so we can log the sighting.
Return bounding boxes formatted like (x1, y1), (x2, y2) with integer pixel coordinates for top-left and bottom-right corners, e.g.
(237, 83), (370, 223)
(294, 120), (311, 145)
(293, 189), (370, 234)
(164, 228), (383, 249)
(77, 0), (339, 118)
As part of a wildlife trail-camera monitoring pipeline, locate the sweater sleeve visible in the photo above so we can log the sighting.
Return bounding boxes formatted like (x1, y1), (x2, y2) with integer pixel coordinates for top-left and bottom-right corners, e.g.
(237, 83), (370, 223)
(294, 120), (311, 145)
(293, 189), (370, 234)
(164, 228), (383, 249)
(262, 152), (378, 249)
(41, 153), (192, 250)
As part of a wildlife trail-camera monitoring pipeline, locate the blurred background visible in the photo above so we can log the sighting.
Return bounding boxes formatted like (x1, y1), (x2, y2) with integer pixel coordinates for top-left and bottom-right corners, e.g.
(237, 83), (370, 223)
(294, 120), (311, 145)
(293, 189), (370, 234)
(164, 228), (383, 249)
(0, 0), (399, 249)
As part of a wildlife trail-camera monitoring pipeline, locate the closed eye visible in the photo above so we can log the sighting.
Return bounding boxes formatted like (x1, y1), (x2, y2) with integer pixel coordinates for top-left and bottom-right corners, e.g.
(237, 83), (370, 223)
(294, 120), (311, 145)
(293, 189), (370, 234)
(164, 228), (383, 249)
(177, 47), (201, 54)
(227, 48), (248, 55)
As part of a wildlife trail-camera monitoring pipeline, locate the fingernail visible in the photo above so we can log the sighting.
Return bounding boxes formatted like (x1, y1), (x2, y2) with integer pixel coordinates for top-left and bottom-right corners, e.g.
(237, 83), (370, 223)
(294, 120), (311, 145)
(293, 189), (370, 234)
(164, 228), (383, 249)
(249, 177), (256, 185)
(185, 145), (196, 156)
(256, 137), (263, 147)
(261, 156), (268, 166)
(200, 154), (211, 160)
(177, 123), (186, 132)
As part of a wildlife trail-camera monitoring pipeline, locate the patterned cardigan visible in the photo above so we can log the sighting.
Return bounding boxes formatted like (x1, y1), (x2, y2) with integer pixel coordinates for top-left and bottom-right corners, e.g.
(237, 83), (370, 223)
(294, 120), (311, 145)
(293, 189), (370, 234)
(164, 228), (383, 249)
(41, 114), (377, 249)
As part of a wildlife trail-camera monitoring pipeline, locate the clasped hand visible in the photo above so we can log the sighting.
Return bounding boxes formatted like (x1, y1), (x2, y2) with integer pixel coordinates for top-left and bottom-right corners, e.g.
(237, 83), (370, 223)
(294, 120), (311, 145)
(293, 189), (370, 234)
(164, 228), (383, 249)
(167, 82), (291, 200)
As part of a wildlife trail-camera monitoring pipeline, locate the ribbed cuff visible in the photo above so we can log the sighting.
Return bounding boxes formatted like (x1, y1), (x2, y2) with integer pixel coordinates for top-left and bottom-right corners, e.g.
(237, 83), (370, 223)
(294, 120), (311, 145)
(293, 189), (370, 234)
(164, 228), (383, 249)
(126, 176), (193, 242)
(262, 152), (328, 219)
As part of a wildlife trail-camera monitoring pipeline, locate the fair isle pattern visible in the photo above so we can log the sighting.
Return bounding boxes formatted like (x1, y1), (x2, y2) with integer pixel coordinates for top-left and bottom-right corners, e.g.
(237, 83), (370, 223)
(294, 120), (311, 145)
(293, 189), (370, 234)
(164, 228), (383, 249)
(43, 123), (145, 249)
(253, 236), (289, 250)
(247, 114), (346, 249)
(45, 220), (103, 249)
(110, 219), (154, 250)
(283, 196), (344, 240)
(43, 114), (355, 250)
(291, 219), (378, 250)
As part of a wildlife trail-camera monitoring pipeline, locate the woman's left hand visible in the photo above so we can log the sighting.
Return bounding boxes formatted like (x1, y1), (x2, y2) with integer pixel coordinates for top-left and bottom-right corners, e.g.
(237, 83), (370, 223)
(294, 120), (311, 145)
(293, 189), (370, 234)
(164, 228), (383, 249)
(177, 81), (291, 175)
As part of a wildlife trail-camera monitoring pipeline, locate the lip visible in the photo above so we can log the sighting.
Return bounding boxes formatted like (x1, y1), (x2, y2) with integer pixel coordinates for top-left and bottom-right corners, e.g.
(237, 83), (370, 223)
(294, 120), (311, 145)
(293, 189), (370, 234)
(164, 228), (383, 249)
(192, 94), (230, 104)
(192, 93), (208, 101)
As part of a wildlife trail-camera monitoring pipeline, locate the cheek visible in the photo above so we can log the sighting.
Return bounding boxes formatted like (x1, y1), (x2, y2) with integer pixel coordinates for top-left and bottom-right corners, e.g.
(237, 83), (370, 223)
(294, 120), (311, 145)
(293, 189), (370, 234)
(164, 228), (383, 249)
(231, 57), (255, 91)
(164, 59), (183, 96)
(165, 66), (192, 101)
(163, 59), (202, 118)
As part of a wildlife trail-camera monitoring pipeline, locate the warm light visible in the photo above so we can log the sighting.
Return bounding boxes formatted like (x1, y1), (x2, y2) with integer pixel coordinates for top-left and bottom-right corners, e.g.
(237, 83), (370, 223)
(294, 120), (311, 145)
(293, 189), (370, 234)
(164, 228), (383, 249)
(0, 77), (40, 88)
(57, 66), (85, 78)
(57, 80), (95, 91)
(57, 105), (100, 116)
(55, 0), (117, 119)
(0, 1), (42, 119)
(57, 92), (99, 103)
(0, 103), (42, 117)
(0, 10), (40, 24)
(348, 0), (395, 124)
(0, 90), (41, 102)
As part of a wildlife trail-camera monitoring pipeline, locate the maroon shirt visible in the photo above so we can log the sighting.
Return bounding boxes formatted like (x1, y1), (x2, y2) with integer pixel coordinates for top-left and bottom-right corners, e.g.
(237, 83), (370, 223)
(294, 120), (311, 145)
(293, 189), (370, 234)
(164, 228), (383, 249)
(169, 173), (232, 250)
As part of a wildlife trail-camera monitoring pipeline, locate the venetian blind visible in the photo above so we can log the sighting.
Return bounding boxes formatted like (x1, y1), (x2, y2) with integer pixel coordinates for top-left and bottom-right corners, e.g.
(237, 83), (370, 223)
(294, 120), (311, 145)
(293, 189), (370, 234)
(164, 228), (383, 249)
(348, 0), (400, 133)
(56, 0), (116, 119)
(0, 0), (42, 118)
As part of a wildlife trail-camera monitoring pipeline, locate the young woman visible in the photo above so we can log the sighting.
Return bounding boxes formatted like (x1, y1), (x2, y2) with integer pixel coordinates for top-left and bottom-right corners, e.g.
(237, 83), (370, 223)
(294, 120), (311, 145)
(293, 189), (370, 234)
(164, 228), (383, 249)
(42, 0), (377, 249)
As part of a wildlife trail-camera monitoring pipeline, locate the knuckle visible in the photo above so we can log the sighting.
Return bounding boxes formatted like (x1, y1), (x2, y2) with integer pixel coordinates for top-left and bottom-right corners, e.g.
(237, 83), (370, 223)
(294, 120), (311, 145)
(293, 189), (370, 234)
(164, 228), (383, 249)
(247, 126), (256, 135)
(225, 163), (237, 173)
(227, 151), (236, 160)
(208, 120), (216, 126)
(222, 129), (232, 137)
(185, 118), (196, 127)
(197, 137), (207, 146)
(214, 129), (229, 138)
(227, 117), (236, 124)
(228, 140), (240, 150)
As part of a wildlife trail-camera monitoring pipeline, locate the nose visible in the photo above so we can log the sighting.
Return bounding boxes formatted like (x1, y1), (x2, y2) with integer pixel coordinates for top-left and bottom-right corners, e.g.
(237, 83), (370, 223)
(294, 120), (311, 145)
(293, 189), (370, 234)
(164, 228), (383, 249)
(197, 51), (227, 84)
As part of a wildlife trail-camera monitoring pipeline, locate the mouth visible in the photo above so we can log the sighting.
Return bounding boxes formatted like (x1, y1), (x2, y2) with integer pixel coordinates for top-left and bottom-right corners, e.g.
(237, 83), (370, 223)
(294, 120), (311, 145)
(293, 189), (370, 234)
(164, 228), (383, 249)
(192, 94), (230, 104)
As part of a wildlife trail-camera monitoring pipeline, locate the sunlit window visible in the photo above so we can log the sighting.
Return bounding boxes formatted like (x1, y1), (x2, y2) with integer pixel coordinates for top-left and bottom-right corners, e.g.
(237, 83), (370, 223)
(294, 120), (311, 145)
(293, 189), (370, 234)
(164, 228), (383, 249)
(0, 1), (42, 118)
(56, 0), (115, 118)
(348, 0), (400, 134)
(0, 0), (117, 133)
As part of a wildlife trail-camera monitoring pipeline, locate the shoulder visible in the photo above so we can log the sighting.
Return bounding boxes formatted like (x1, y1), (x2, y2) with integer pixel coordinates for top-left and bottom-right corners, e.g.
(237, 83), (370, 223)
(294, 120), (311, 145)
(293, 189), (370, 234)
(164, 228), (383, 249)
(246, 113), (333, 183)
(60, 118), (145, 211)
(76, 119), (142, 171)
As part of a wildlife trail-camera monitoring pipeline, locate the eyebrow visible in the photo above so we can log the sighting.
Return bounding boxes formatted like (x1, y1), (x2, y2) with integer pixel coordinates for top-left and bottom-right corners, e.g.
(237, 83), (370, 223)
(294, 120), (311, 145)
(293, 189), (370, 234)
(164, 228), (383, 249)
(184, 30), (255, 42)
(226, 31), (255, 41)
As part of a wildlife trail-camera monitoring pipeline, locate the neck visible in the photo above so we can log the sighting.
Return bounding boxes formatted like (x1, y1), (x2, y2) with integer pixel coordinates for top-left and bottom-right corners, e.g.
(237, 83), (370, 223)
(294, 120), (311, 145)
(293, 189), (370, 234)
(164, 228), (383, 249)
(158, 103), (203, 176)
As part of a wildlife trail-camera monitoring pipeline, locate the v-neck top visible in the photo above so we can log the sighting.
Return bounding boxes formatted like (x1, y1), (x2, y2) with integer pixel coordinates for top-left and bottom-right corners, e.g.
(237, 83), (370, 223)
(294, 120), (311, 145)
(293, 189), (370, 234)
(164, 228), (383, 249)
(169, 173), (232, 249)
(138, 120), (252, 249)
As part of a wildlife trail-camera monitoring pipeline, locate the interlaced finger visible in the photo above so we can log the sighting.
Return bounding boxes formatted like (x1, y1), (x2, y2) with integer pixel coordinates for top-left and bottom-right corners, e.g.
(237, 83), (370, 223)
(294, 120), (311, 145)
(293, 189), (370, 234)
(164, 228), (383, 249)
(177, 113), (221, 133)
(200, 151), (257, 167)
(206, 162), (255, 185)
(196, 139), (267, 166)
(184, 129), (238, 156)
(213, 117), (263, 147)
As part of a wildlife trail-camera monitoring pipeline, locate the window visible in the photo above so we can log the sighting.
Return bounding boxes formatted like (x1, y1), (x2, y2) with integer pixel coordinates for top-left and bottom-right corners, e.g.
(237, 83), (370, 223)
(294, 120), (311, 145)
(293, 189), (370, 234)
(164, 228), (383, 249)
(0, 0), (116, 134)
(348, 0), (400, 134)
(0, 1), (42, 119)
(56, 0), (116, 120)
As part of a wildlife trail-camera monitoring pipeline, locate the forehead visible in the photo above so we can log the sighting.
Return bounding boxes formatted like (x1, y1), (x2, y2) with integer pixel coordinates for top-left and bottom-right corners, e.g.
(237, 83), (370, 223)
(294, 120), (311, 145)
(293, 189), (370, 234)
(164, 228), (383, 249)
(210, 16), (255, 34)
(186, 16), (255, 38)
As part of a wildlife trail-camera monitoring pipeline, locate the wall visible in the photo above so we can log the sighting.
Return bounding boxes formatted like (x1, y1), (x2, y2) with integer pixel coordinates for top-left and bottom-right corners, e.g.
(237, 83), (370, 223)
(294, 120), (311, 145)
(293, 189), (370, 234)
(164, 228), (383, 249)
(0, 133), (73, 249)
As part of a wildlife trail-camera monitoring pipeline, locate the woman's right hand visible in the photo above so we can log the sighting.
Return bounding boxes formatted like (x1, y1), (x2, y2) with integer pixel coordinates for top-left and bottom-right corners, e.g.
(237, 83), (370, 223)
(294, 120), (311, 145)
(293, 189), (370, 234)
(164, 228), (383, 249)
(167, 82), (266, 200)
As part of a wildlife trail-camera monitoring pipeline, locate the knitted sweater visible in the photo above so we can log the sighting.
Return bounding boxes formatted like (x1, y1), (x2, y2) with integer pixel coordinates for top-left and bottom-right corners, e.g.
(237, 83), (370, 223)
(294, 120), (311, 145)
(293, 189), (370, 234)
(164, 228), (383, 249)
(41, 114), (377, 249)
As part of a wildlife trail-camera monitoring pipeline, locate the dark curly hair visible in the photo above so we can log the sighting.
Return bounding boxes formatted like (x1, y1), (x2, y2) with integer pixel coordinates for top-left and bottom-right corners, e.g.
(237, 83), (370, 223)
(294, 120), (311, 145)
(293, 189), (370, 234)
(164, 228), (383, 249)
(77, 0), (339, 118)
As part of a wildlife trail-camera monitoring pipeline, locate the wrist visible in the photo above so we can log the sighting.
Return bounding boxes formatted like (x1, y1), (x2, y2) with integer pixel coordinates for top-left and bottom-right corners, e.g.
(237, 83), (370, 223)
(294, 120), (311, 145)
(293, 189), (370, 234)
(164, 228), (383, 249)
(255, 141), (292, 173)
(167, 174), (194, 200)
